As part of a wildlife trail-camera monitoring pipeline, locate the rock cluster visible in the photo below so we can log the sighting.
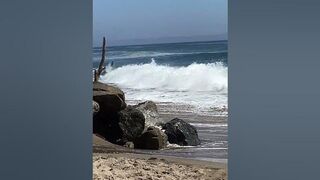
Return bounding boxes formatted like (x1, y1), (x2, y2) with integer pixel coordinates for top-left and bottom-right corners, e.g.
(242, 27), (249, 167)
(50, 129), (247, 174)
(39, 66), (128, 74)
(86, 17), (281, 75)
(93, 82), (144, 145)
(93, 82), (201, 150)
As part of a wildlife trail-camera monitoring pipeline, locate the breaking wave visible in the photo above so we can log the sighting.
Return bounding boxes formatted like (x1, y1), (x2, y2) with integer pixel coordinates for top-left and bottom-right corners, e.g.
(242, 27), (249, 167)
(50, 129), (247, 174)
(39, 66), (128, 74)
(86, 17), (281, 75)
(100, 59), (227, 93)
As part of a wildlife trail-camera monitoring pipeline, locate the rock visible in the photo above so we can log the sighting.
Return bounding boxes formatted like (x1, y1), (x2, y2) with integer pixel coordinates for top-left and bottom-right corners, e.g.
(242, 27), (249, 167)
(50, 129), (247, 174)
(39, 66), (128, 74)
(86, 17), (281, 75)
(162, 118), (200, 146)
(133, 101), (158, 113)
(93, 101), (99, 116)
(135, 126), (167, 150)
(93, 82), (126, 141)
(123, 141), (134, 149)
(93, 82), (126, 113)
(133, 101), (163, 128)
(94, 106), (145, 145)
(93, 111), (120, 143)
(117, 106), (145, 143)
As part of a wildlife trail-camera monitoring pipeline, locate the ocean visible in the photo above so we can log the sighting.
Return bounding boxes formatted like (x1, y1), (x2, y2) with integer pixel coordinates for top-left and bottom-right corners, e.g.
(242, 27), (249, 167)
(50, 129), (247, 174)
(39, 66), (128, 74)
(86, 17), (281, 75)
(93, 40), (228, 162)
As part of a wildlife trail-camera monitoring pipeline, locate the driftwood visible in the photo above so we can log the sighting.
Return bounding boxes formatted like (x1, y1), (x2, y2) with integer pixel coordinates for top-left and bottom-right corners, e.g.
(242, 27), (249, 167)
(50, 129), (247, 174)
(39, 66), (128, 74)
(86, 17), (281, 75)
(94, 37), (107, 82)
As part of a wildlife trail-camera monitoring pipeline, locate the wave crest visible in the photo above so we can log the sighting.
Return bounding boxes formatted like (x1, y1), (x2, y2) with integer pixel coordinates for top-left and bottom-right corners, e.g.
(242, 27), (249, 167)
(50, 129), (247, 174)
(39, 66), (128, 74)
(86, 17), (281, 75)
(100, 59), (228, 93)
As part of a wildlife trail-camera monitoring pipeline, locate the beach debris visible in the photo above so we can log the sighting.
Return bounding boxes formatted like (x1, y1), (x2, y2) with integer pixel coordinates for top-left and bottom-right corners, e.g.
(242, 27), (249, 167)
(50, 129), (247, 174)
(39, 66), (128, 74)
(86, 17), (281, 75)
(162, 118), (201, 146)
(134, 126), (168, 150)
(94, 37), (107, 82)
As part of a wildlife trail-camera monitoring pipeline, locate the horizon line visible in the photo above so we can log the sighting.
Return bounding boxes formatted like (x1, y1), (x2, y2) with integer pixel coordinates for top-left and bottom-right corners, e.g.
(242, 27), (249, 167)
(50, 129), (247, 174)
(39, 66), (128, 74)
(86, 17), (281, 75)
(93, 39), (228, 48)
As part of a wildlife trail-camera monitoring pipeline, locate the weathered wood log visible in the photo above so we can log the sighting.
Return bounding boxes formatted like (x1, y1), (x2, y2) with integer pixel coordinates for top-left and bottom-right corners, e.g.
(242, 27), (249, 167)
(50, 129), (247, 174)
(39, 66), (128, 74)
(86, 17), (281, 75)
(94, 37), (107, 82)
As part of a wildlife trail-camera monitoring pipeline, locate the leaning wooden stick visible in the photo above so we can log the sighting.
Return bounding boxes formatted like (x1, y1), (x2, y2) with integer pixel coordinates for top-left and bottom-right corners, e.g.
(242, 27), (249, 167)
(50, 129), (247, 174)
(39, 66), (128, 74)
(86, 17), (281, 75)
(94, 37), (107, 82)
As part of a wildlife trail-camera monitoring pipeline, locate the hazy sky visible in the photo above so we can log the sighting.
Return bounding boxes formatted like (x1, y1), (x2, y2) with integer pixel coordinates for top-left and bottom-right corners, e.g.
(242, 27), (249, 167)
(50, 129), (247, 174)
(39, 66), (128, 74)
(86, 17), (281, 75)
(93, 0), (227, 46)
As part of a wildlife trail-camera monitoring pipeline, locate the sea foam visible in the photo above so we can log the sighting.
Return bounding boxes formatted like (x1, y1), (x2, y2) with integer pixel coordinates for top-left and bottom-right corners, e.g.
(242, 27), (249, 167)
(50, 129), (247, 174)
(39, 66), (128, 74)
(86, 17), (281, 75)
(100, 59), (228, 115)
(101, 59), (227, 93)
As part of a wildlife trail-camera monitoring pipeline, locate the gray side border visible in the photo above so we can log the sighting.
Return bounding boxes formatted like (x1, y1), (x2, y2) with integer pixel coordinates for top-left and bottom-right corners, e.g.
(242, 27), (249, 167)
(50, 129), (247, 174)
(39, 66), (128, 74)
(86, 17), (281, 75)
(0, 0), (92, 179)
(229, 0), (320, 179)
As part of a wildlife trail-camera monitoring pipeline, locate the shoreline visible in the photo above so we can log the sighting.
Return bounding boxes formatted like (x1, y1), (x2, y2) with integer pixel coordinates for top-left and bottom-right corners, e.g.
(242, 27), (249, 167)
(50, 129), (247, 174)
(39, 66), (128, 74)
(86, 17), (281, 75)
(93, 135), (227, 179)
(94, 152), (227, 169)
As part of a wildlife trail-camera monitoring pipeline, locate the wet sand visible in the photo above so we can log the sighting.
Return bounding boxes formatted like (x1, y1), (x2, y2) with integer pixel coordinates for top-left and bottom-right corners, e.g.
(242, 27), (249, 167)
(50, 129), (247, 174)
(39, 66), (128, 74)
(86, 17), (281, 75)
(93, 135), (227, 180)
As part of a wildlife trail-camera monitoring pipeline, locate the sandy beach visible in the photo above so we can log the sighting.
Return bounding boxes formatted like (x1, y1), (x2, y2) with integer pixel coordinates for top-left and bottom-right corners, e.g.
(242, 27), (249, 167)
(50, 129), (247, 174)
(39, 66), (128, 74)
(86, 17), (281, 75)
(93, 135), (227, 180)
(93, 153), (227, 180)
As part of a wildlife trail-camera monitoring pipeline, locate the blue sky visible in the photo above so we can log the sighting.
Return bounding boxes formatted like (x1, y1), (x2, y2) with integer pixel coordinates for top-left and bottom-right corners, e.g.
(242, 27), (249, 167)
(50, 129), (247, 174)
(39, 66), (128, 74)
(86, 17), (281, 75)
(93, 0), (227, 46)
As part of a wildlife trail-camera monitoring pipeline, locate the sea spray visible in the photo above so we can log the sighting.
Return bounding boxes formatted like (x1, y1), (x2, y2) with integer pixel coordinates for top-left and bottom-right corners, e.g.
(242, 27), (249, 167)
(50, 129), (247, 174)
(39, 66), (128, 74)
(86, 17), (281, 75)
(100, 59), (228, 116)
(101, 59), (227, 93)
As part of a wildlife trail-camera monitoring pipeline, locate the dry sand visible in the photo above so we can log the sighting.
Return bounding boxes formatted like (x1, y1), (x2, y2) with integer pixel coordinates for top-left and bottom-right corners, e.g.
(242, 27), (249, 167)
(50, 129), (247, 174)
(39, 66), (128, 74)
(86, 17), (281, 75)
(93, 153), (227, 180)
(93, 135), (227, 180)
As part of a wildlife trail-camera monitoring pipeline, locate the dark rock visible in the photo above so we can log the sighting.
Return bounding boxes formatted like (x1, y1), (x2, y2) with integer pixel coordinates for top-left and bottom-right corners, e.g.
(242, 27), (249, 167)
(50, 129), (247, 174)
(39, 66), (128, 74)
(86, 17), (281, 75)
(93, 82), (126, 113)
(117, 106), (145, 143)
(133, 101), (163, 128)
(162, 118), (200, 146)
(93, 82), (126, 142)
(93, 106), (145, 145)
(135, 126), (167, 150)
(93, 111), (120, 143)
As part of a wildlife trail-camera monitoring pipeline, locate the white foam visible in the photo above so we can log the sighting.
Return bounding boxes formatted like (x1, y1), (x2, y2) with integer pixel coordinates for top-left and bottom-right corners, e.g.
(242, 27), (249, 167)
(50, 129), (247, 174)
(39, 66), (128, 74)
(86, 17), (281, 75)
(100, 59), (228, 115)
(190, 123), (228, 128)
(101, 59), (227, 92)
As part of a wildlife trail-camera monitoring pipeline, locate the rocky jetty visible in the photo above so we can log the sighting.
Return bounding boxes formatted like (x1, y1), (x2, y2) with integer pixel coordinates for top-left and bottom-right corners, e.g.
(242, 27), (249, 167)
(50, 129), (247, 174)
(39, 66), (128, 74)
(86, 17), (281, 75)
(93, 81), (200, 149)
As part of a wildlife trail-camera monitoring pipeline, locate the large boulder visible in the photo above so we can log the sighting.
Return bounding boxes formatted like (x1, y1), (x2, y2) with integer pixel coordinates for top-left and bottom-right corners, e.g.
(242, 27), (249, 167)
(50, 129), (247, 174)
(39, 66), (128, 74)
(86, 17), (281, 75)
(133, 101), (163, 128)
(93, 82), (126, 113)
(135, 126), (167, 150)
(94, 106), (145, 145)
(117, 106), (145, 143)
(162, 118), (200, 146)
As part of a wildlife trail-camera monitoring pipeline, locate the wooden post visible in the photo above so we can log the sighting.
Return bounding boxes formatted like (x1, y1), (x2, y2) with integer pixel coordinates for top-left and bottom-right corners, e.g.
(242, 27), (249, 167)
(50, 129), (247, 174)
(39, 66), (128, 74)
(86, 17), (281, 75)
(94, 37), (107, 82)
